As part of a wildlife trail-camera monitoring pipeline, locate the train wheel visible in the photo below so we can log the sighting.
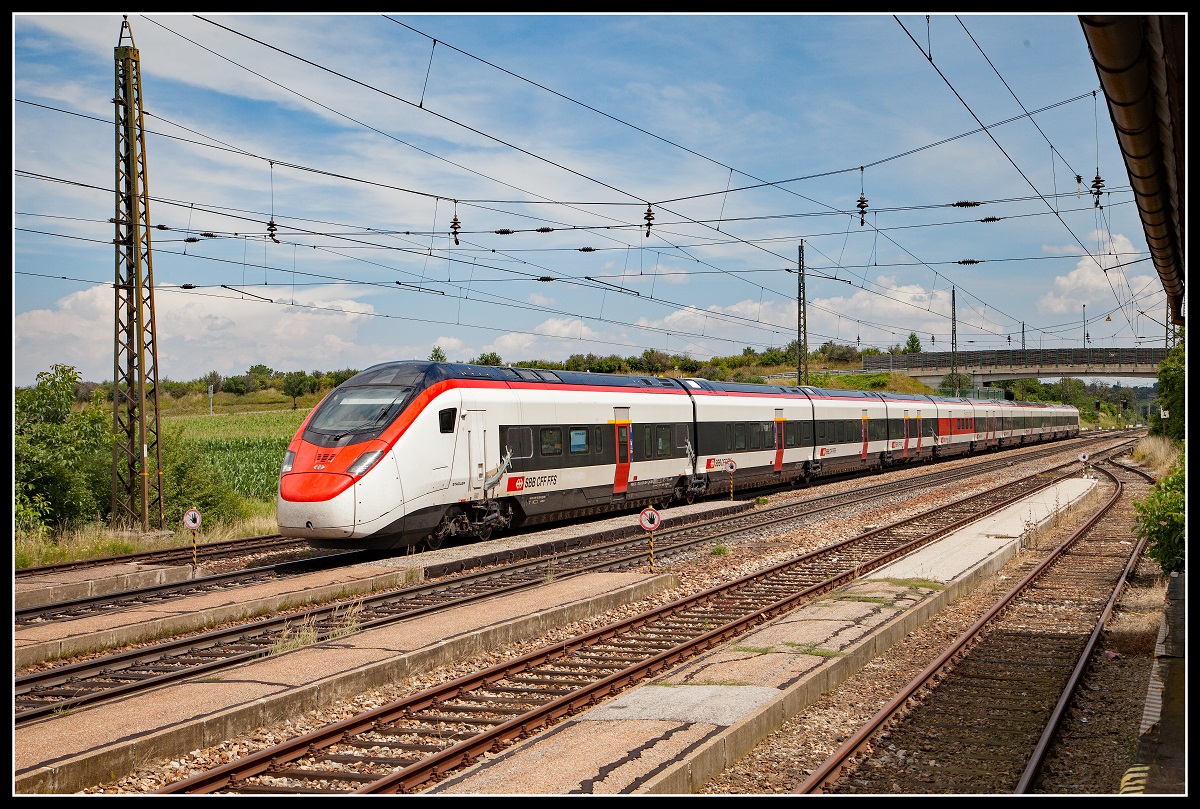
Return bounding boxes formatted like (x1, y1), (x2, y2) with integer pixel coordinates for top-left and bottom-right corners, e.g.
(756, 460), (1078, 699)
(425, 534), (444, 551)
(476, 524), (493, 541)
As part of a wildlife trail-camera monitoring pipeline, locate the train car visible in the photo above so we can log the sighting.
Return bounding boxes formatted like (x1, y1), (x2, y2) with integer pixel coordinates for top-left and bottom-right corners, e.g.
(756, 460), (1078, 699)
(681, 379), (815, 495)
(875, 391), (939, 465)
(277, 361), (697, 551)
(277, 360), (1080, 552)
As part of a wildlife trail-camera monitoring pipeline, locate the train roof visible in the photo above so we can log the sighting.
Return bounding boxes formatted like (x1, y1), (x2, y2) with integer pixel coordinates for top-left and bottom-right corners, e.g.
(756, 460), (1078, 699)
(345, 361), (684, 391)
(343, 362), (1077, 412)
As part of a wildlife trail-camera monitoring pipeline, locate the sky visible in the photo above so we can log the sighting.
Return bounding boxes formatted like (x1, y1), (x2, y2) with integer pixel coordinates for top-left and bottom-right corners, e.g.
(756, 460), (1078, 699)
(13, 13), (1174, 389)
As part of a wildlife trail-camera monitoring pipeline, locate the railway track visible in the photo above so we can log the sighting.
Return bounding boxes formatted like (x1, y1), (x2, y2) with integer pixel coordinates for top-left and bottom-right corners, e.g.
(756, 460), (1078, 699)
(15, 441), (1125, 724)
(14, 550), (377, 626)
(14, 439), (1134, 725)
(794, 458), (1155, 794)
(153, 450), (1128, 793)
(15, 534), (312, 578)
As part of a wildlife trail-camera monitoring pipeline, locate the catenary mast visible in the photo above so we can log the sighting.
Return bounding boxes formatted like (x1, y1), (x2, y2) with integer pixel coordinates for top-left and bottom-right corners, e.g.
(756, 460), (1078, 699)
(111, 16), (164, 531)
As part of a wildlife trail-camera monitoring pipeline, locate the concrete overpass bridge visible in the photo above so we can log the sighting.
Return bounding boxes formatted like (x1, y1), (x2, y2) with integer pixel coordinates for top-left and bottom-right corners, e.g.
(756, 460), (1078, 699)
(862, 347), (1169, 387)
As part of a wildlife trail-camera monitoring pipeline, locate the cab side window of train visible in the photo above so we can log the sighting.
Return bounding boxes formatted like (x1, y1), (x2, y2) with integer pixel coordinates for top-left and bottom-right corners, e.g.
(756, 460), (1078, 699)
(734, 423), (747, 451)
(656, 425), (672, 457)
(569, 428), (589, 455)
(540, 427), (563, 456)
(438, 408), (456, 433)
(505, 426), (534, 459)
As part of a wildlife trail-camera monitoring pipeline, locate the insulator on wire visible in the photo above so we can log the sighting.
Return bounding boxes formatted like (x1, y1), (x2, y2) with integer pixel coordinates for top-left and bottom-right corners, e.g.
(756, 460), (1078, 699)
(1090, 173), (1105, 207)
(952, 200), (981, 207)
(957, 259), (981, 265)
(267, 218), (279, 244)
(979, 216), (1002, 223)
(494, 229), (514, 235)
(200, 232), (218, 238)
(536, 227), (554, 233)
(450, 215), (461, 246)
(184, 237), (200, 243)
(856, 194), (868, 226)
(578, 247), (595, 252)
(644, 205), (654, 237)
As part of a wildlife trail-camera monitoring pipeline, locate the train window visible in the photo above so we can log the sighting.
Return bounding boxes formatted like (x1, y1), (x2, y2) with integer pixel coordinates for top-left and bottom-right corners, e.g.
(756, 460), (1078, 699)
(784, 422), (796, 448)
(514, 368), (540, 381)
(438, 407), (456, 433)
(640, 425), (652, 459)
(540, 427), (563, 456)
(536, 371), (561, 382)
(800, 422), (813, 445)
(505, 426), (534, 459)
(656, 425), (672, 457)
(674, 423), (690, 449)
(569, 428), (589, 454)
(734, 423), (747, 450)
(833, 421), (844, 443)
(594, 426), (604, 453)
(816, 421), (826, 443)
(725, 424), (733, 451)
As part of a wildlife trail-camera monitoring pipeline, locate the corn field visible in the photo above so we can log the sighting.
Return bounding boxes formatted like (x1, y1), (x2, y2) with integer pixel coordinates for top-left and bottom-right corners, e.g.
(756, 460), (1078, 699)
(169, 409), (310, 502)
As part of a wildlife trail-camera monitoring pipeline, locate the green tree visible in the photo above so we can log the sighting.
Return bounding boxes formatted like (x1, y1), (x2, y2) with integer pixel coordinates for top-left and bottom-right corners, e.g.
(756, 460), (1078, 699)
(429, 346), (448, 362)
(280, 371), (310, 409)
(471, 351), (503, 366)
(904, 332), (923, 354)
(222, 375), (248, 396)
(1133, 455), (1185, 573)
(1150, 335), (1183, 440)
(15, 364), (112, 531)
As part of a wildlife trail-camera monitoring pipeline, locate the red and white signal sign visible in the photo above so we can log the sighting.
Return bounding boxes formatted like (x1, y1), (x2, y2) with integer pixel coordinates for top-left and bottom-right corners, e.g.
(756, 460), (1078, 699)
(183, 509), (202, 530)
(725, 459), (737, 473)
(639, 507), (662, 532)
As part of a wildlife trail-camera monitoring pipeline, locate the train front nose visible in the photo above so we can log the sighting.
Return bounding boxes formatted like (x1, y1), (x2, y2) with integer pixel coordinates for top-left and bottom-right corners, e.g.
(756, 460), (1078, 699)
(277, 472), (356, 538)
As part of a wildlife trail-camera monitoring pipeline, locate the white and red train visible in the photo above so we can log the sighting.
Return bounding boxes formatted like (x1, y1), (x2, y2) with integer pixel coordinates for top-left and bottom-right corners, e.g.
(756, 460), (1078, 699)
(277, 361), (1080, 551)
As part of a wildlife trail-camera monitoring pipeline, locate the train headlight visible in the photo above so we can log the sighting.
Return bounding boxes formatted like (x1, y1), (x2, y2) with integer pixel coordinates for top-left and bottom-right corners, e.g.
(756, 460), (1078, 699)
(347, 450), (384, 477)
(281, 450), (295, 474)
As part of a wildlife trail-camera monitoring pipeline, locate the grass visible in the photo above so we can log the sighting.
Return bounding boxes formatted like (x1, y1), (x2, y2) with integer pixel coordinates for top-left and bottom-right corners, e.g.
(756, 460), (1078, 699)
(1131, 434), (1182, 477)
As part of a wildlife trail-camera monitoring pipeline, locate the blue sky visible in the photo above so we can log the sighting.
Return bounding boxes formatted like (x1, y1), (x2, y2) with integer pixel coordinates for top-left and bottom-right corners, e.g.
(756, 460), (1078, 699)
(13, 13), (1169, 388)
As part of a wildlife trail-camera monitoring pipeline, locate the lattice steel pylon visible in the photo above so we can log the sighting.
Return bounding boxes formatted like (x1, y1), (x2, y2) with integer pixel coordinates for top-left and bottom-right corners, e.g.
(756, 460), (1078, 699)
(111, 17), (164, 531)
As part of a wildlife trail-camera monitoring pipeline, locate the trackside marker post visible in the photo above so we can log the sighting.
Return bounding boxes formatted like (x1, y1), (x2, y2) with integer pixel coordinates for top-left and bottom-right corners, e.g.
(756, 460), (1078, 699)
(639, 508), (662, 572)
(183, 508), (202, 571)
(725, 459), (737, 500)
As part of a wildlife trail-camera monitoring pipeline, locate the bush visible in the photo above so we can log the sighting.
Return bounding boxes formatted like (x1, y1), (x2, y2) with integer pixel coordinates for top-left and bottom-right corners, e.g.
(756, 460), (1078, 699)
(1133, 455), (1185, 573)
(15, 364), (112, 530)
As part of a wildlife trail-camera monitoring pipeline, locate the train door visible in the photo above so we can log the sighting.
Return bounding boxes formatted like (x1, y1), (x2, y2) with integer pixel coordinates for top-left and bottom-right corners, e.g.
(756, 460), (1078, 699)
(465, 409), (488, 499)
(773, 409), (785, 471)
(612, 407), (631, 497)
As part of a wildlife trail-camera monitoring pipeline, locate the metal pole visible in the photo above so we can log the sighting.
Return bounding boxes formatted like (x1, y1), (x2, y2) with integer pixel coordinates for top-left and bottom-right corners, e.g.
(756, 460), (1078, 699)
(951, 287), (958, 396)
(798, 241), (808, 385)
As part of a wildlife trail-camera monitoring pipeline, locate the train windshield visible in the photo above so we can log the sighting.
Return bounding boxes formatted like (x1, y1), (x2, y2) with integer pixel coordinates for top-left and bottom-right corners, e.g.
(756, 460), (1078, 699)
(307, 385), (414, 439)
